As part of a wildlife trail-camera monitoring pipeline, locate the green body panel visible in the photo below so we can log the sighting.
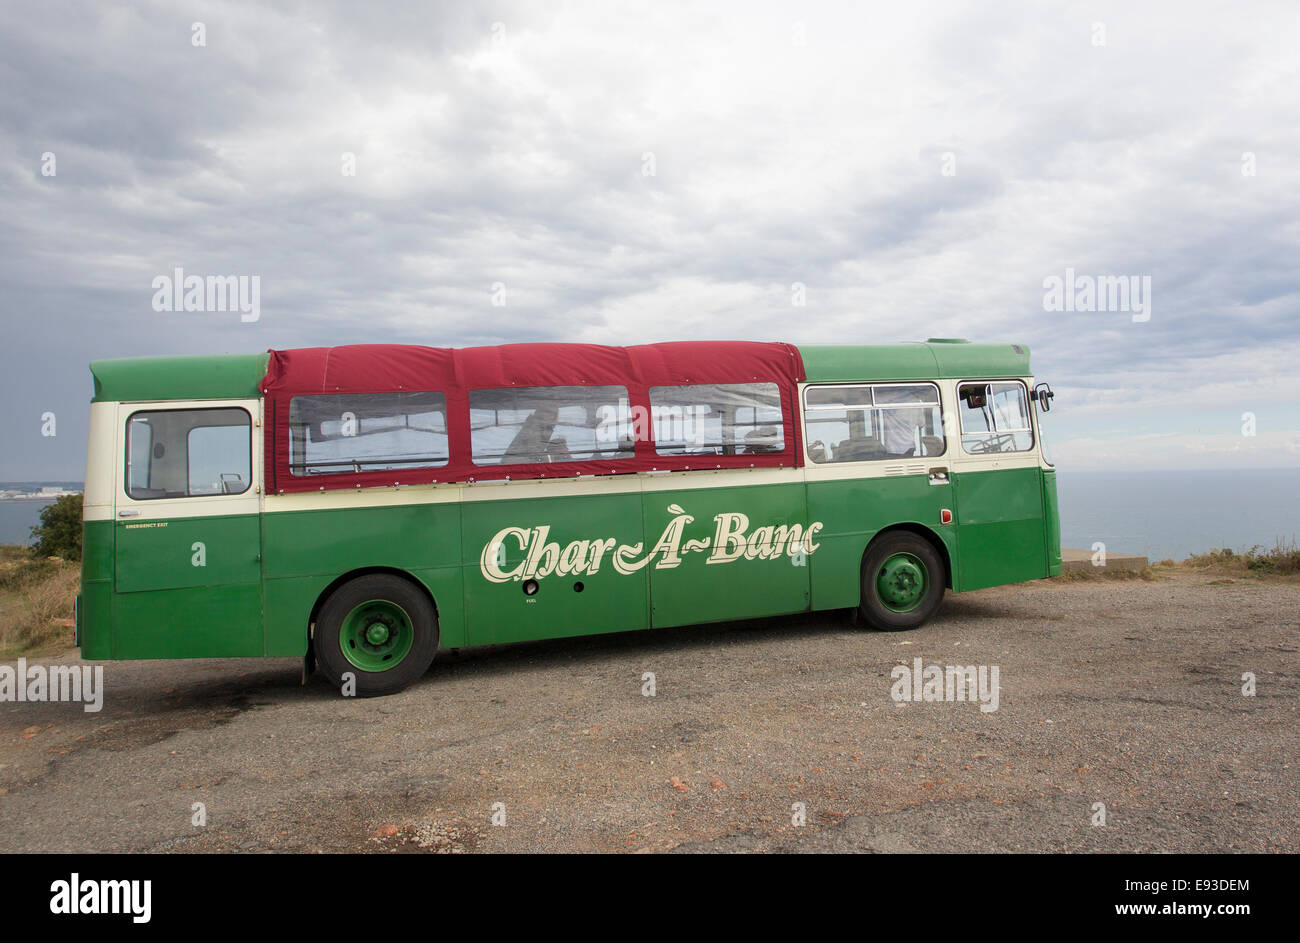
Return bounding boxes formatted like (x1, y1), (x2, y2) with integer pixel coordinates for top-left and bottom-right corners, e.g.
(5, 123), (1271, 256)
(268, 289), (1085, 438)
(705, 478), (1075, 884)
(460, 492), (648, 644)
(262, 504), (462, 579)
(261, 503), (467, 654)
(798, 342), (1030, 383)
(950, 467), (1048, 591)
(113, 513), (263, 658)
(1042, 469), (1062, 576)
(82, 520), (114, 582)
(114, 585), (263, 658)
(116, 514), (261, 593)
(926, 342), (1031, 380)
(90, 354), (269, 403)
(263, 576), (329, 655)
(79, 521), (115, 661)
(805, 475), (959, 609)
(799, 345), (940, 382)
(82, 468), (1057, 658)
(644, 482), (810, 628)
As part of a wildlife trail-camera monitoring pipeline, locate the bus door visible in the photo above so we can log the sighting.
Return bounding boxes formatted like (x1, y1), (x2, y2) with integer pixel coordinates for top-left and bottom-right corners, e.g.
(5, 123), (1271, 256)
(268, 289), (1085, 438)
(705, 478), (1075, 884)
(112, 401), (264, 658)
(949, 380), (1048, 590)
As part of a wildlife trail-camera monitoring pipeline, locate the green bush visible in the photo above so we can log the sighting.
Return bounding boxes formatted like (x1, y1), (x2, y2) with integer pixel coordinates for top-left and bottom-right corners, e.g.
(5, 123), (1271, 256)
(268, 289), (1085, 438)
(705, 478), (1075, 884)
(1243, 540), (1300, 575)
(29, 493), (83, 561)
(1185, 540), (1299, 576)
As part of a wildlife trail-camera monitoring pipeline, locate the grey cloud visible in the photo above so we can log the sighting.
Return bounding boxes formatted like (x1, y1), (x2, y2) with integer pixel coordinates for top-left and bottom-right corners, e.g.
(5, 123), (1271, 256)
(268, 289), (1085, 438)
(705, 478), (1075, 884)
(1, 0), (1298, 478)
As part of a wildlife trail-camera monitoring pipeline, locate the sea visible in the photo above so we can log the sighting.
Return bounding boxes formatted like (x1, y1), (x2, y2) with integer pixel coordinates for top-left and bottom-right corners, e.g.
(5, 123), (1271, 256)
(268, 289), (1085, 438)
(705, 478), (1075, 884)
(0, 481), (83, 549)
(2, 470), (1296, 561)
(1054, 468), (1299, 562)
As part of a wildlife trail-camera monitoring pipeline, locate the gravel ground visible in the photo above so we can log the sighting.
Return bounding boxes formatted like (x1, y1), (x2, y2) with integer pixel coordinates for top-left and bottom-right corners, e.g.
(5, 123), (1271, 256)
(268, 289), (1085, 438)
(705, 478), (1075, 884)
(0, 569), (1296, 854)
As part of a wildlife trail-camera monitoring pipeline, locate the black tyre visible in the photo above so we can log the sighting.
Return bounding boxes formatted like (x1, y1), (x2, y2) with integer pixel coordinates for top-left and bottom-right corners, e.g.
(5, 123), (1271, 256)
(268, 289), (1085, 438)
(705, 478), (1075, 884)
(313, 574), (438, 696)
(858, 532), (946, 631)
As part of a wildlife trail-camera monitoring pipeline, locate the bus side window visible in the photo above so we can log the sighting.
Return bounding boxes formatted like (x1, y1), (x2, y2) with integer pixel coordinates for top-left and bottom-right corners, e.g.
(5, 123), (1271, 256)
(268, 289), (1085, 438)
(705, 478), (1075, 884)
(469, 386), (635, 467)
(289, 391), (449, 476)
(803, 383), (944, 463)
(648, 383), (784, 457)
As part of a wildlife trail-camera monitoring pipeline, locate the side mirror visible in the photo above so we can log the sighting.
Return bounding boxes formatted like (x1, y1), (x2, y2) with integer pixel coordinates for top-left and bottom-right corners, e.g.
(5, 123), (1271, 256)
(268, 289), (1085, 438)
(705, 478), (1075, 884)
(1031, 382), (1055, 412)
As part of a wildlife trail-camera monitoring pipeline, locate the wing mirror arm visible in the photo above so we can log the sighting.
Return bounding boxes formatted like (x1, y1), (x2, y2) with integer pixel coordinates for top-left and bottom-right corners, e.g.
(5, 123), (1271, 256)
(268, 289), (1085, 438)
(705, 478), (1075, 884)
(1031, 382), (1055, 412)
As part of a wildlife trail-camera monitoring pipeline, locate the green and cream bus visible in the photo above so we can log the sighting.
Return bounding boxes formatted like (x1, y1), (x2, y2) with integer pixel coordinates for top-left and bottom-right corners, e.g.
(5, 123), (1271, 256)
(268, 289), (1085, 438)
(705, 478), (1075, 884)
(78, 339), (1060, 695)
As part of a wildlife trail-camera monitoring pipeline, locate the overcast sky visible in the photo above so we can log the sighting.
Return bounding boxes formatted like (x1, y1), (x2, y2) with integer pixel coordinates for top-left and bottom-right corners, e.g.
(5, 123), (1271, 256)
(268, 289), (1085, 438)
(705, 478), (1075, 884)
(2, 0), (1297, 479)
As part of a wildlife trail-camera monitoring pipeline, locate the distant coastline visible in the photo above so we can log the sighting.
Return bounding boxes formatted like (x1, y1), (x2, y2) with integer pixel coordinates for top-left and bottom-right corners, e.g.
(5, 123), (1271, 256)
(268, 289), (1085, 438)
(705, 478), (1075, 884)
(0, 485), (82, 545)
(0, 483), (82, 503)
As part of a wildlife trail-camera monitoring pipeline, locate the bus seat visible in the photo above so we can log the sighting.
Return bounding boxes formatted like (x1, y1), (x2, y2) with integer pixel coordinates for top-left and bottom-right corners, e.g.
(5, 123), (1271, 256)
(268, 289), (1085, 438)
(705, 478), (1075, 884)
(835, 438), (887, 462)
(920, 436), (944, 456)
(742, 426), (781, 454)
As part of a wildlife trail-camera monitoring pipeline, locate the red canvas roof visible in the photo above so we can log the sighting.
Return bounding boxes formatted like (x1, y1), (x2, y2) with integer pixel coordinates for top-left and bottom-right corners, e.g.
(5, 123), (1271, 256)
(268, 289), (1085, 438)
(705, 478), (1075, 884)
(261, 341), (806, 492)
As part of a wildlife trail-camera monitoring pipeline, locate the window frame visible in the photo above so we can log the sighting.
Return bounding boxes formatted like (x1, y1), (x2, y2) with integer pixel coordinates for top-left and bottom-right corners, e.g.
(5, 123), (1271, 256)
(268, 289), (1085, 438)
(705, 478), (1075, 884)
(126, 413), (154, 495)
(801, 381), (946, 465)
(956, 378), (1036, 456)
(123, 406), (253, 501)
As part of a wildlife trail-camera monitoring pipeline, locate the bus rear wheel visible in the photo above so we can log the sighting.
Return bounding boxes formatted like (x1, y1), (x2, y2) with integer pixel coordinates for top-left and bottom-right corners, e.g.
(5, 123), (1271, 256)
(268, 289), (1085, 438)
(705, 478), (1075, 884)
(314, 574), (438, 696)
(859, 533), (945, 631)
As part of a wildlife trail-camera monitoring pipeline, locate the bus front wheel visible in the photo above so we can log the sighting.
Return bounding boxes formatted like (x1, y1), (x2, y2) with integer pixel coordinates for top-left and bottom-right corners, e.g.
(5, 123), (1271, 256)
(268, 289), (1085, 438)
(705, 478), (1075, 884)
(314, 574), (438, 696)
(859, 533), (945, 631)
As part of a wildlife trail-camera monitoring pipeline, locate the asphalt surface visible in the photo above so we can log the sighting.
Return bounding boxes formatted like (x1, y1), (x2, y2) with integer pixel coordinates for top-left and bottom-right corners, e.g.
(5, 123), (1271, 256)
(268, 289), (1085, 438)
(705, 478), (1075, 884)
(1, 569), (1296, 853)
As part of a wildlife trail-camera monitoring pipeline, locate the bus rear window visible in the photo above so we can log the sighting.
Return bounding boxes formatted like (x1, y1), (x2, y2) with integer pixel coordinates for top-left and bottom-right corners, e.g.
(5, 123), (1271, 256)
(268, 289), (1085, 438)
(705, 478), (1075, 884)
(470, 386), (634, 466)
(648, 383), (784, 456)
(125, 407), (251, 499)
(289, 392), (449, 476)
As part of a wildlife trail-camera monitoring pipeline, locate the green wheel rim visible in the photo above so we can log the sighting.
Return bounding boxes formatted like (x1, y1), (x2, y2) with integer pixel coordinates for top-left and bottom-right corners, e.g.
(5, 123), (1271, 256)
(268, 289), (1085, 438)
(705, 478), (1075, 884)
(339, 599), (414, 672)
(875, 552), (929, 613)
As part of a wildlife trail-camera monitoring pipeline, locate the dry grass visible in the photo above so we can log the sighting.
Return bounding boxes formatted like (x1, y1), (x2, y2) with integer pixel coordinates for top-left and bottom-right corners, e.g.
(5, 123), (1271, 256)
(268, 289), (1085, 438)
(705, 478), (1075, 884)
(1053, 541), (1300, 584)
(1183, 540), (1300, 578)
(0, 545), (79, 657)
